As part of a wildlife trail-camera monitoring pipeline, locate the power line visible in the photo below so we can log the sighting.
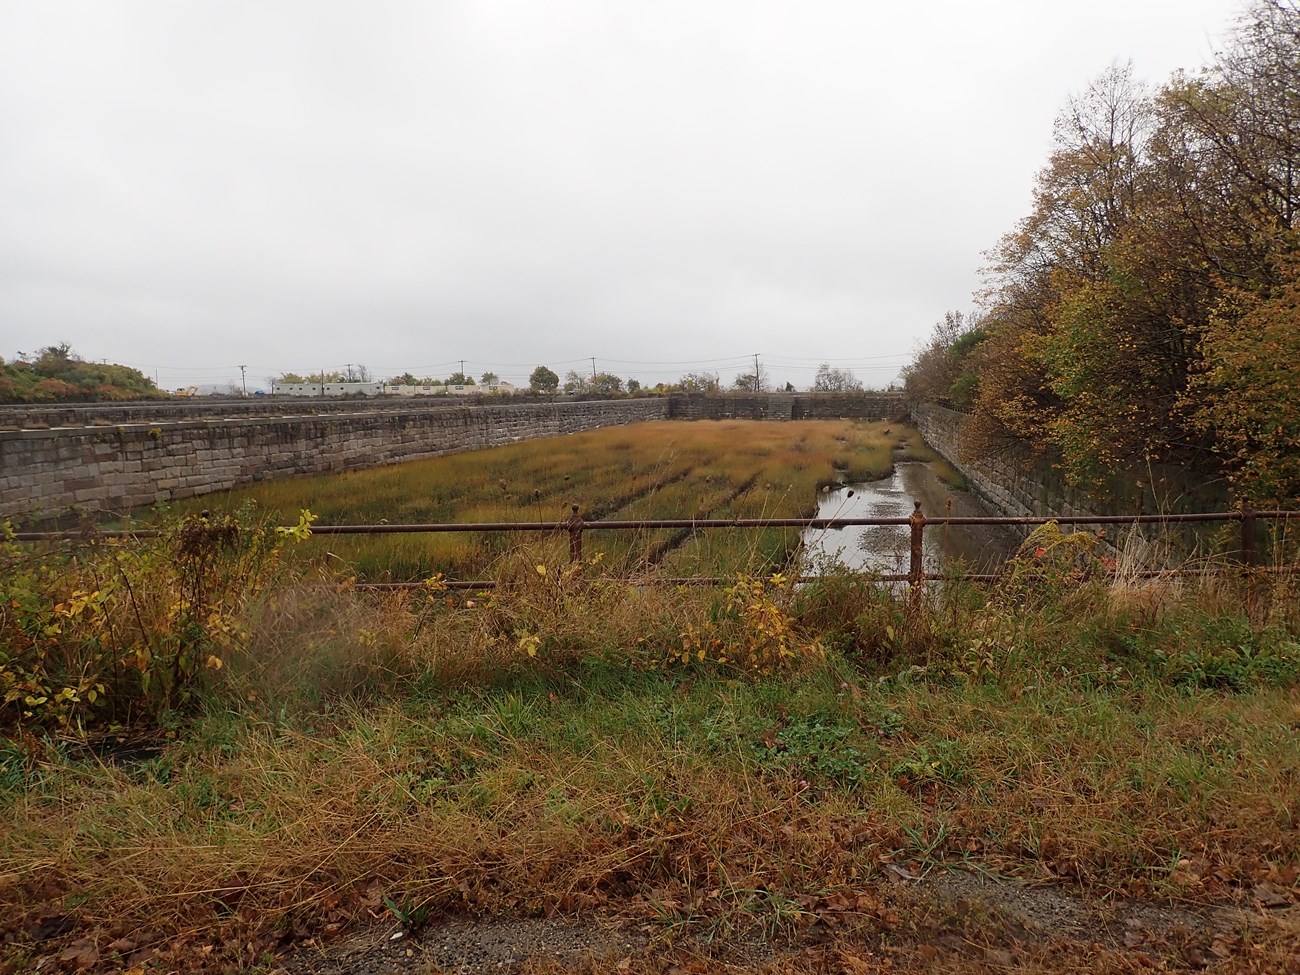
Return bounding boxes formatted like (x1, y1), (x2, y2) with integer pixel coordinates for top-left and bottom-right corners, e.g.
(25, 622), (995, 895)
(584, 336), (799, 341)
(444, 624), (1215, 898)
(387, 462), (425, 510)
(596, 355), (758, 366)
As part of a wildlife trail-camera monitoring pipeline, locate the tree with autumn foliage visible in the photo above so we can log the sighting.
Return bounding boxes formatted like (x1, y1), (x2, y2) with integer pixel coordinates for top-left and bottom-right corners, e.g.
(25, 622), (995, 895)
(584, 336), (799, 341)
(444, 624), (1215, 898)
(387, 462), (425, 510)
(1191, 244), (1300, 504)
(902, 310), (985, 409)
(931, 1), (1300, 504)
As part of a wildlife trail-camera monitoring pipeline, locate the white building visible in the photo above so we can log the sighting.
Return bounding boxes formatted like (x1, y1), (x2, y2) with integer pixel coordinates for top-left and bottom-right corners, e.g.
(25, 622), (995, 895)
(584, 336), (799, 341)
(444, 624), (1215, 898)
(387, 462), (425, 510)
(381, 382), (518, 396)
(270, 380), (519, 398)
(272, 381), (385, 397)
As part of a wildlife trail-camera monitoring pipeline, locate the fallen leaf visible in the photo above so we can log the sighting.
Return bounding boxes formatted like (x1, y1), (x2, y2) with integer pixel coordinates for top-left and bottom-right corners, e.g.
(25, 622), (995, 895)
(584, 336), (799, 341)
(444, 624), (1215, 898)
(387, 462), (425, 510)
(360, 880), (384, 910)
(58, 940), (99, 970)
(1253, 881), (1291, 908)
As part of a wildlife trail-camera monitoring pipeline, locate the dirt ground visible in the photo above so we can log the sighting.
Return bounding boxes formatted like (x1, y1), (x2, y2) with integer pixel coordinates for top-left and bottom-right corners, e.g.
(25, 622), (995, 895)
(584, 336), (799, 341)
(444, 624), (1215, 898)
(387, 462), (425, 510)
(270, 868), (1263, 975)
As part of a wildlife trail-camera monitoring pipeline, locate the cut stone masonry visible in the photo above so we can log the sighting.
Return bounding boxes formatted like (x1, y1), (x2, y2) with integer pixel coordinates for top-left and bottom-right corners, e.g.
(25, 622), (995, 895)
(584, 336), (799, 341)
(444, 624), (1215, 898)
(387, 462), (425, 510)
(1, 399), (668, 523)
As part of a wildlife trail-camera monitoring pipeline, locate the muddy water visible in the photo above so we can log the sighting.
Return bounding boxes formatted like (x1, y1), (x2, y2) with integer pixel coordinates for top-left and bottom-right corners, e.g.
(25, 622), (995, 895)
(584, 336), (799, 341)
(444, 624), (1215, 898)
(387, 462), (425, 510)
(801, 461), (1021, 574)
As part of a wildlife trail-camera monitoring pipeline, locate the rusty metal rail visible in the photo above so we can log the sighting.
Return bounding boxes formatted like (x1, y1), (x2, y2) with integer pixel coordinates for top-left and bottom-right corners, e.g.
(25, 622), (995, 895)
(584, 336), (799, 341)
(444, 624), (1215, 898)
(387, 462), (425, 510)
(11, 503), (1298, 591)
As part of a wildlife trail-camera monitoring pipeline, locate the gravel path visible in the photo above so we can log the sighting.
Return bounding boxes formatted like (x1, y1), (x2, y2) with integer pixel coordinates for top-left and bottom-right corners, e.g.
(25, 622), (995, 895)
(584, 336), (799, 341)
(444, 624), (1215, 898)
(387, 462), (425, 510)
(271, 869), (1248, 974)
(276, 916), (645, 975)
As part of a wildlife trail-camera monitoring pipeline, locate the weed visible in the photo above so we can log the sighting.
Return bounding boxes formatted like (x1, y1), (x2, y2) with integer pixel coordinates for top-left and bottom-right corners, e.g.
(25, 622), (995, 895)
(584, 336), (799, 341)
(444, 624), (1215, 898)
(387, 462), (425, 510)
(0, 737), (38, 793)
(1155, 637), (1300, 691)
(894, 738), (973, 787)
(383, 892), (431, 933)
(668, 573), (823, 674)
(897, 820), (952, 871)
(760, 715), (877, 788)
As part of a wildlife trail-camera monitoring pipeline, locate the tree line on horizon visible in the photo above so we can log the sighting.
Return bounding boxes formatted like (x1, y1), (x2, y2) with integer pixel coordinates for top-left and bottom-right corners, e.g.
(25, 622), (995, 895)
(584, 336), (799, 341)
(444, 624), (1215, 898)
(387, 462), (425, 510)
(0, 349), (885, 404)
(274, 362), (877, 396)
(904, 0), (1300, 506)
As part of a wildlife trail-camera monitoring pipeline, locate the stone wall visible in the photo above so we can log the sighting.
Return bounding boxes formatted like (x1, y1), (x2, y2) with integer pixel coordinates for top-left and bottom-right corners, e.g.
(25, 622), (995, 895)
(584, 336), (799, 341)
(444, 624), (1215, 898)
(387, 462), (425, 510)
(1, 399), (668, 524)
(911, 404), (1102, 520)
(912, 403), (1246, 568)
(912, 403), (1229, 520)
(0, 393), (598, 429)
(669, 393), (907, 421)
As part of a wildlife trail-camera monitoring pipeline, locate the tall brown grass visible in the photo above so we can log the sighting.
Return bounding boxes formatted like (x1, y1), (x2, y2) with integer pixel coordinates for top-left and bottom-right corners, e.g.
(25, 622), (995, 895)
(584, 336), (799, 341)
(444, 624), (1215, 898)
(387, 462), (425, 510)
(151, 419), (903, 580)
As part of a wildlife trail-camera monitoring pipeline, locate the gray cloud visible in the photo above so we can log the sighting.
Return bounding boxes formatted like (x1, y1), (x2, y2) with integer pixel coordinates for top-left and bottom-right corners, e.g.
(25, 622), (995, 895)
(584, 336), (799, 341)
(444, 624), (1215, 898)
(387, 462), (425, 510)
(0, 0), (1236, 390)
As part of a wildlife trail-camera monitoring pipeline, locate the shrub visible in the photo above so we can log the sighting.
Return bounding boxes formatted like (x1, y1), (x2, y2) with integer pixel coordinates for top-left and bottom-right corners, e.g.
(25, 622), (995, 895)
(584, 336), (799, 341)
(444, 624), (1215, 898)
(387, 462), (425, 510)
(669, 573), (823, 675)
(0, 507), (309, 730)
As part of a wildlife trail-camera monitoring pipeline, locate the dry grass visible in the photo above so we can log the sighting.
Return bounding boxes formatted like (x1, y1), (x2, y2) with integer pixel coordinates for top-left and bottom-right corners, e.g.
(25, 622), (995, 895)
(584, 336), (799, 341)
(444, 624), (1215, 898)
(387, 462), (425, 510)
(147, 419), (901, 580)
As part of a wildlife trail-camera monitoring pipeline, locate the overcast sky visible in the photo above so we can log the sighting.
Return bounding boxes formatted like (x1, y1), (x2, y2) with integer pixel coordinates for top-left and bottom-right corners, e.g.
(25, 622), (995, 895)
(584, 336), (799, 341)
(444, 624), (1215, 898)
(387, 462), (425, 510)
(0, 1), (1243, 392)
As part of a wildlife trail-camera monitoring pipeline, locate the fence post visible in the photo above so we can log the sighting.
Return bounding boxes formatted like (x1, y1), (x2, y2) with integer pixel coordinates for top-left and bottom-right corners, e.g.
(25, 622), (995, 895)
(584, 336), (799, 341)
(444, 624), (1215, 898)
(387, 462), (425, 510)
(908, 501), (926, 603)
(1240, 502), (1257, 566)
(567, 503), (584, 564)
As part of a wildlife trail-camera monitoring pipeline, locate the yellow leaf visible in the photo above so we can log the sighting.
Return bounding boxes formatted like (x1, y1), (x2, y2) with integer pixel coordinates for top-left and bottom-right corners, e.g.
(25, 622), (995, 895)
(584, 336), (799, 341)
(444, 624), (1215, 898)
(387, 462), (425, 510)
(535, 564), (548, 576)
(205, 655), (223, 671)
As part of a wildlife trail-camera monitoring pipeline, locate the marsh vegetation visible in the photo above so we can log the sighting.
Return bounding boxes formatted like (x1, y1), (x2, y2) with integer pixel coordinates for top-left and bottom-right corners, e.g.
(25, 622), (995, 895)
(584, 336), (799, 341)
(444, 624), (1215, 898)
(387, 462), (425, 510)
(155, 419), (921, 580)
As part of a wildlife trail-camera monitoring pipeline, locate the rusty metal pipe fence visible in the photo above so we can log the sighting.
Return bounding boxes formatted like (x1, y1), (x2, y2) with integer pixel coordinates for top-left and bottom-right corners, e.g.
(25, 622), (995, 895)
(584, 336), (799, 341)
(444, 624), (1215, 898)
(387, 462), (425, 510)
(11, 503), (1299, 592)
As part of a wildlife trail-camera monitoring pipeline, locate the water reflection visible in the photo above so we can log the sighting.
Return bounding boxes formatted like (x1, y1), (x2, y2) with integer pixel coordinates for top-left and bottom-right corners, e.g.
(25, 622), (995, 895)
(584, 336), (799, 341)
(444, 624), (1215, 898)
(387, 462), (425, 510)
(801, 462), (1020, 574)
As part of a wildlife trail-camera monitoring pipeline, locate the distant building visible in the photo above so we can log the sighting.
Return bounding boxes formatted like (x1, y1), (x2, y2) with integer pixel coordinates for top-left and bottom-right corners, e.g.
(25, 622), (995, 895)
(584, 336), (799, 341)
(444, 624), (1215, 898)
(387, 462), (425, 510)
(272, 381), (385, 397)
(270, 380), (518, 398)
(381, 382), (518, 397)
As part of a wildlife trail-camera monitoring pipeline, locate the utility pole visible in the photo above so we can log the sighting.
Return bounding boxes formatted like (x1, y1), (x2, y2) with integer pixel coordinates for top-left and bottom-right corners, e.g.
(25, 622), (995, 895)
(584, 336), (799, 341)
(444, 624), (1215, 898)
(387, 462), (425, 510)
(239, 364), (247, 397)
(590, 357), (596, 381)
(344, 363), (354, 382)
(460, 360), (465, 382)
(753, 353), (761, 393)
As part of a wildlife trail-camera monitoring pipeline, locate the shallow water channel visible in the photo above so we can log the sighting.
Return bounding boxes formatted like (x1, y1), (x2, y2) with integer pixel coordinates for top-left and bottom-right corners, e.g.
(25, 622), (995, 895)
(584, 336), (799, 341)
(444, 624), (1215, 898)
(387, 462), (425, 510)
(801, 461), (1022, 575)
